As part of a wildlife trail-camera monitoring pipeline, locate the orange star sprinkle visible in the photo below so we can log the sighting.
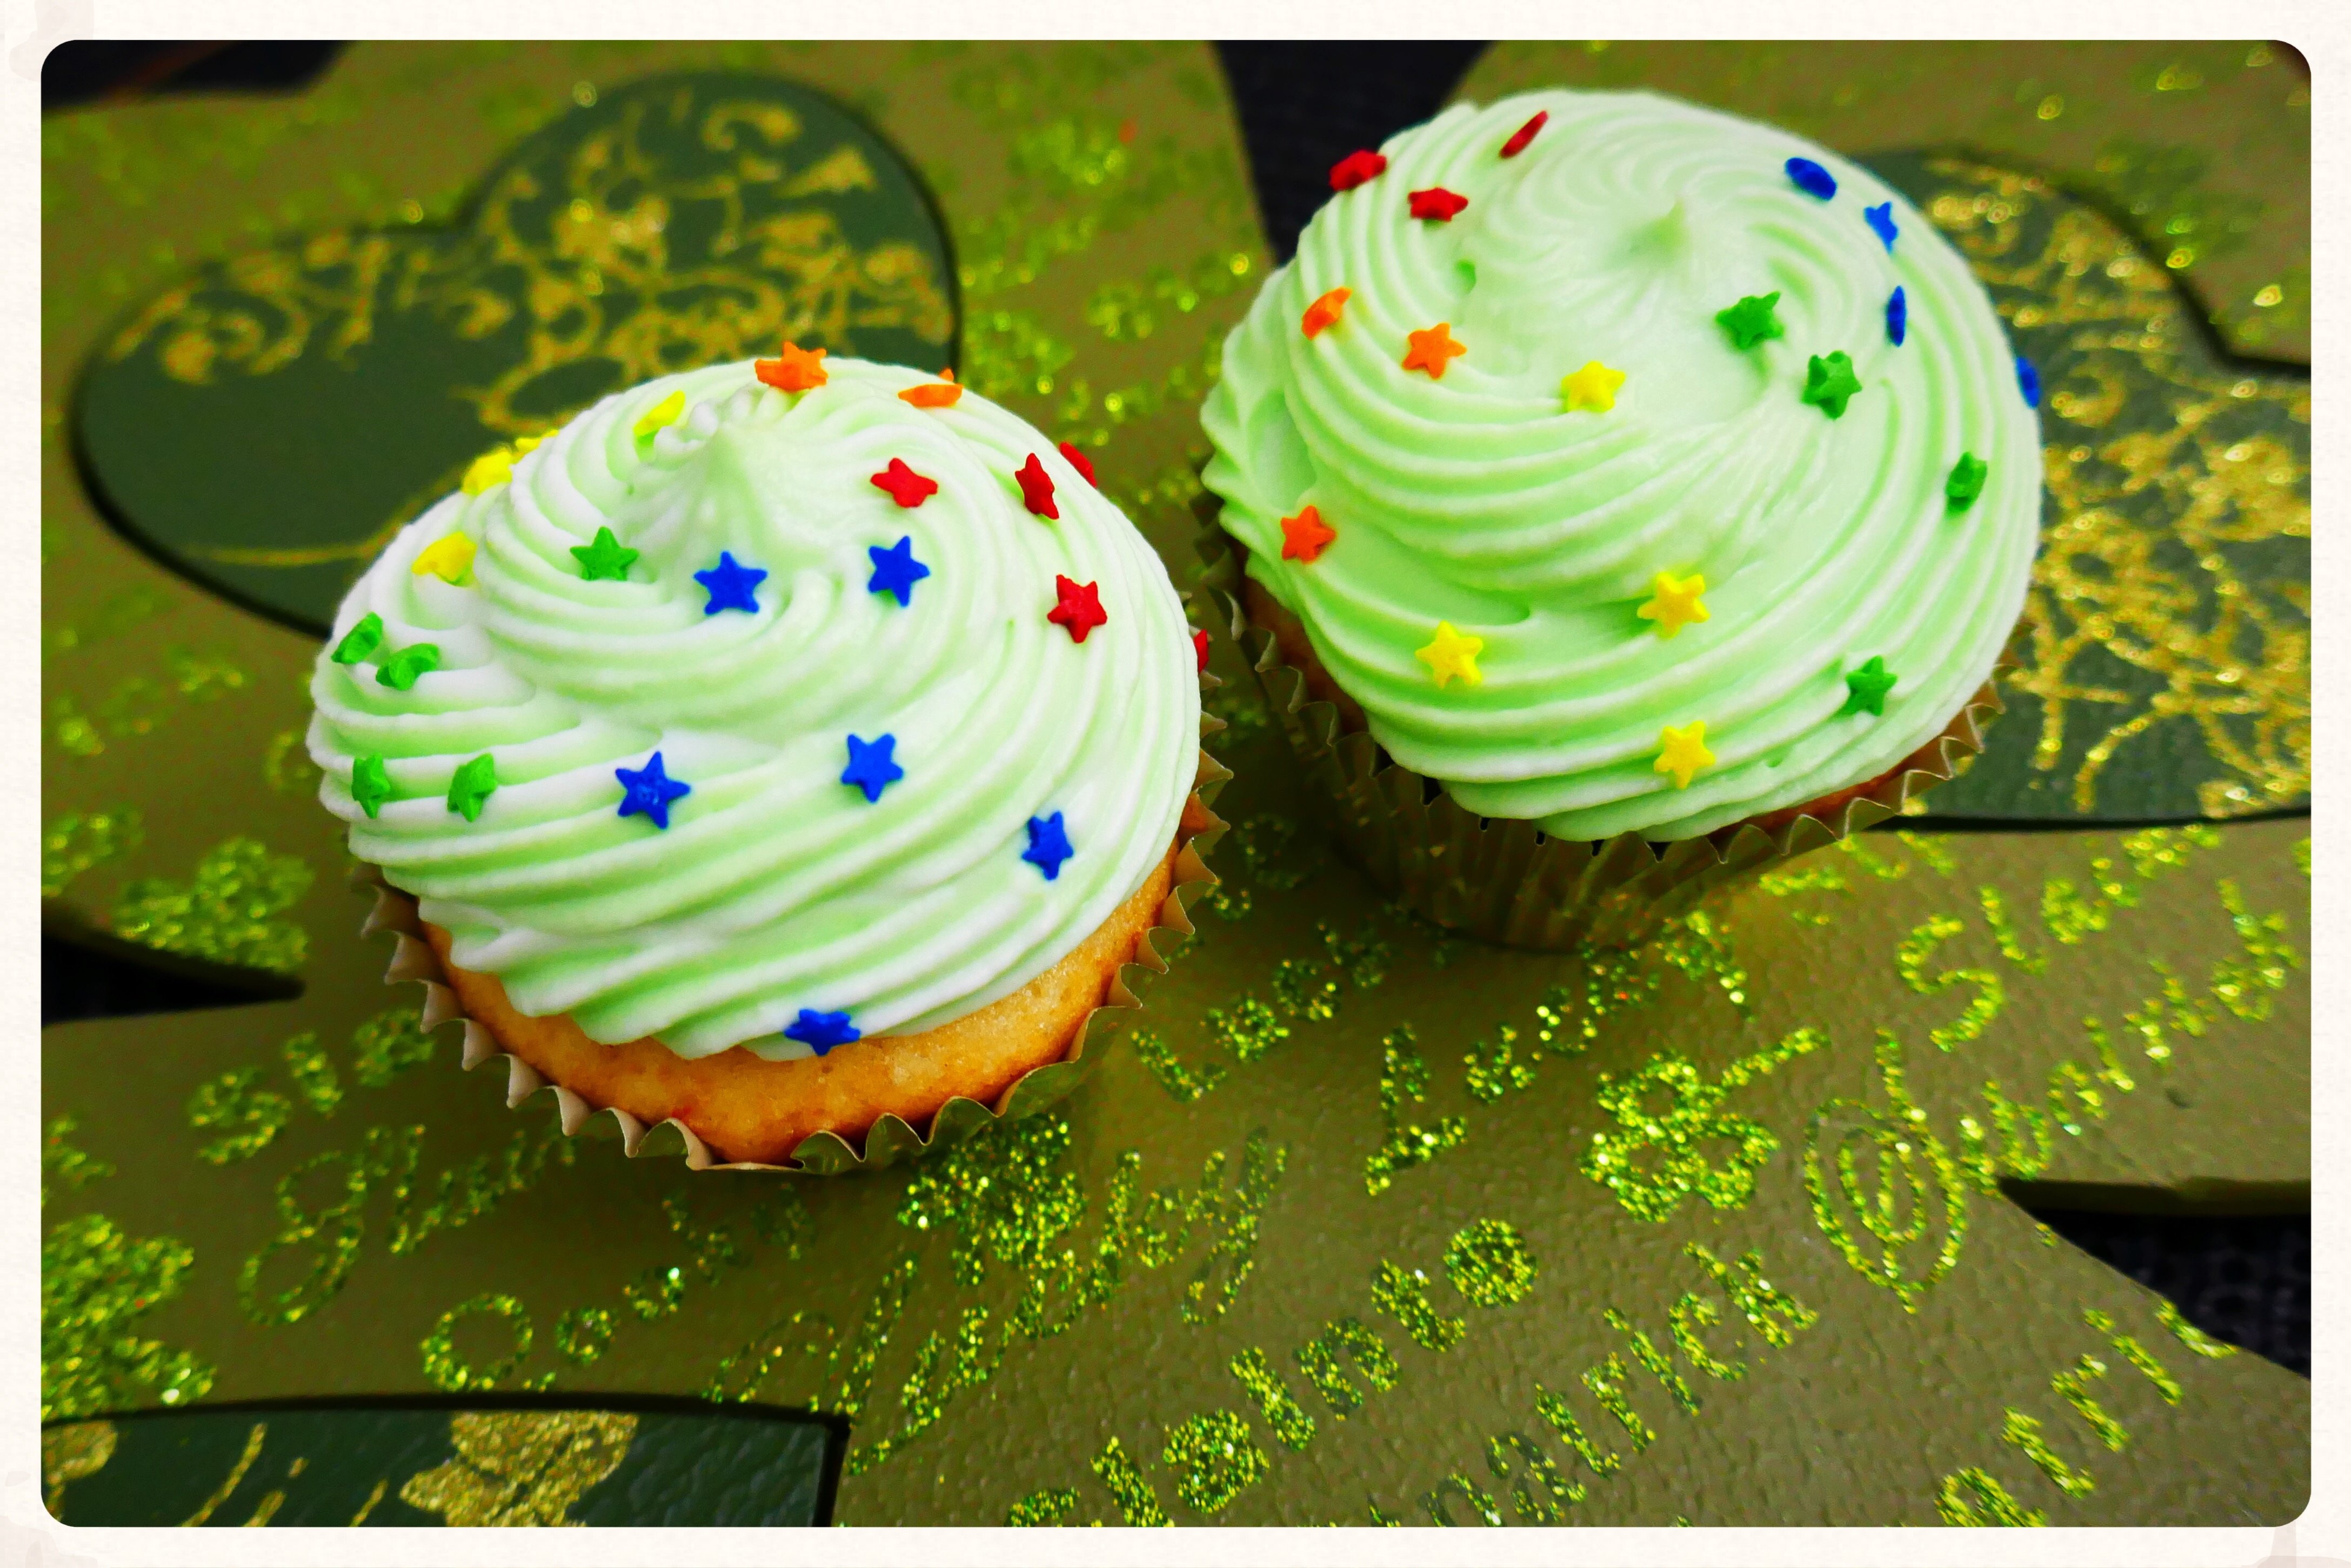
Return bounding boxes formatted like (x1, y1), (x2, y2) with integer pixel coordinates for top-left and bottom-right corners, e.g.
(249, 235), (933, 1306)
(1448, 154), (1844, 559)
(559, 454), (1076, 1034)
(1402, 323), (1466, 379)
(754, 342), (828, 392)
(898, 368), (961, 408)
(1280, 505), (1337, 563)
(1301, 286), (1352, 338)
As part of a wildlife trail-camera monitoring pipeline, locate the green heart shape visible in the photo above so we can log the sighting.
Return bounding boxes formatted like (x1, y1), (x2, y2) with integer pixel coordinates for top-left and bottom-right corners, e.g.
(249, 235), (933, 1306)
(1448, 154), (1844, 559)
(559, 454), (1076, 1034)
(72, 71), (957, 636)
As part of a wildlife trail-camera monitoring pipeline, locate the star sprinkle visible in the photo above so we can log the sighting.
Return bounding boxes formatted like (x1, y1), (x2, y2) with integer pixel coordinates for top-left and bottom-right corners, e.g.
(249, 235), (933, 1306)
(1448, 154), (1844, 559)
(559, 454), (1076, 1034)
(1715, 292), (1784, 351)
(867, 536), (931, 606)
(331, 612), (384, 665)
(2015, 355), (2041, 409)
(784, 1009), (860, 1055)
(1655, 723), (1714, 789)
(571, 526), (639, 582)
(1301, 285), (1352, 338)
(898, 368), (963, 408)
(754, 341), (829, 392)
(351, 754), (392, 819)
(1785, 157), (1836, 200)
(412, 533), (476, 584)
(1841, 656), (1900, 717)
(376, 643), (441, 690)
(1885, 286), (1908, 347)
(1562, 360), (1626, 412)
(694, 552), (767, 615)
(1047, 575), (1107, 643)
(1402, 323), (1466, 379)
(1016, 454), (1059, 519)
(462, 446), (516, 496)
(633, 389), (686, 439)
(1408, 186), (1468, 222)
(1415, 621), (1484, 689)
(1864, 201), (1899, 251)
(1500, 109), (1548, 157)
(840, 733), (904, 803)
(1945, 452), (1989, 511)
(1057, 441), (1097, 486)
(1636, 571), (1710, 639)
(1193, 628), (1211, 671)
(446, 753), (498, 822)
(1330, 149), (1388, 190)
(1280, 504), (1337, 563)
(616, 751), (692, 828)
(871, 457), (940, 508)
(1023, 812), (1075, 880)
(1801, 352), (1863, 419)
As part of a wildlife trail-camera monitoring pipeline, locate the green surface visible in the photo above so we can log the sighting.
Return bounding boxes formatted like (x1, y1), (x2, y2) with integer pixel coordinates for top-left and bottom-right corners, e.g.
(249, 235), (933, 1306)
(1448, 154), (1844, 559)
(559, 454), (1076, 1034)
(40, 41), (2307, 1530)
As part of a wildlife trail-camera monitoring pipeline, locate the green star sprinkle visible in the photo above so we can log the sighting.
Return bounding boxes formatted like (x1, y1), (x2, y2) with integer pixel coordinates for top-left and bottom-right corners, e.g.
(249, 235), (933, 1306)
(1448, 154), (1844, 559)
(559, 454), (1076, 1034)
(1715, 292), (1784, 351)
(376, 644), (442, 690)
(330, 612), (384, 665)
(1945, 452), (1988, 510)
(351, 755), (393, 818)
(1802, 352), (1863, 419)
(1842, 656), (1899, 716)
(570, 526), (640, 582)
(446, 754), (498, 822)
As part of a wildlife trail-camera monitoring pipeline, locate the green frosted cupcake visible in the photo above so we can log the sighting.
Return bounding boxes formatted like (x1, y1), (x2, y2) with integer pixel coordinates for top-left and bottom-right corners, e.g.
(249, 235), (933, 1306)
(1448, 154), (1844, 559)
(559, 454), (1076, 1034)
(1200, 89), (2030, 944)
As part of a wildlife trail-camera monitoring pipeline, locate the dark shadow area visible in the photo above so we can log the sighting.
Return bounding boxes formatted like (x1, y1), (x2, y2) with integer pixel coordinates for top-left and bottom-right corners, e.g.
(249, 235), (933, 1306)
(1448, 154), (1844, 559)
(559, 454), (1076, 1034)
(2021, 1207), (2308, 1377)
(1214, 42), (1491, 262)
(42, 41), (345, 112)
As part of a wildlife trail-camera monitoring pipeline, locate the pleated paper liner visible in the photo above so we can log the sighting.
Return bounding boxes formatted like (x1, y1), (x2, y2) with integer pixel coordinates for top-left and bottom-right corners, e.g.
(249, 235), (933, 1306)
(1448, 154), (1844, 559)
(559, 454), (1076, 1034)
(1197, 520), (2005, 951)
(356, 727), (1229, 1177)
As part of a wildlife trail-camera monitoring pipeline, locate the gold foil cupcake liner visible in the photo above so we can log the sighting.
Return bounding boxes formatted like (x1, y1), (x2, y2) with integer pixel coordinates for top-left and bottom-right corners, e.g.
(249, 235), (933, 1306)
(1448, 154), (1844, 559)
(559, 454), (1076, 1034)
(358, 722), (1229, 1177)
(1197, 519), (2003, 950)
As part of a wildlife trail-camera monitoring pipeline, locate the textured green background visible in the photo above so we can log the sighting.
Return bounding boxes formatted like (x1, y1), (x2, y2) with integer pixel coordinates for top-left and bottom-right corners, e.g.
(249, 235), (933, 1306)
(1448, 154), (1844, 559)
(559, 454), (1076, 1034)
(41, 41), (2306, 1530)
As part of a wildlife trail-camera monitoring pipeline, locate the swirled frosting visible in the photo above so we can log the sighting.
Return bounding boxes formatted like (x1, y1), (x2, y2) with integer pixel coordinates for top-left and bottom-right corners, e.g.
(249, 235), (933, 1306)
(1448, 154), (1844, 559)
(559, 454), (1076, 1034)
(309, 358), (1199, 1059)
(1201, 89), (2040, 840)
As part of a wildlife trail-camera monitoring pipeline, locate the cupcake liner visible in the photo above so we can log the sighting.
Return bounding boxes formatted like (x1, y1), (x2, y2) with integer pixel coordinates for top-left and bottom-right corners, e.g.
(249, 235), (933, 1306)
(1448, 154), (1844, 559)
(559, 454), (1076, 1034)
(358, 717), (1230, 1177)
(1196, 518), (2003, 950)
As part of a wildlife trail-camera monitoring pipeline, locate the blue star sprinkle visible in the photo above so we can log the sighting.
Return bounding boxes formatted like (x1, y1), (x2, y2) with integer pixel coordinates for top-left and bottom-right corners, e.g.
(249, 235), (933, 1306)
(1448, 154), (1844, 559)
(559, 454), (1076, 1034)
(1865, 201), (1899, 251)
(1785, 156), (1835, 201)
(1023, 811), (1074, 880)
(784, 1008), (860, 1055)
(841, 733), (904, 803)
(866, 535), (932, 607)
(615, 750), (692, 829)
(694, 551), (767, 615)
(2016, 355), (2042, 409)
(1885, 285), (1908, 346)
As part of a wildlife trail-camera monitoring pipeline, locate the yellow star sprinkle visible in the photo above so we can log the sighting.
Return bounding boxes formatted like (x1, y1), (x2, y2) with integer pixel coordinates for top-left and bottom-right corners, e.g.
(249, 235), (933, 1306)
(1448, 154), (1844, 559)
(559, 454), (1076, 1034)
(412, 533), (476, 585)
(633, 390), (685, 439)
(1654, 722), (1715, 790)
(1635, 570), (1709, 638)
(461, 447), (514, 495)
(1415, 620), (1485, 689)
(1562, 359), (1627, 412)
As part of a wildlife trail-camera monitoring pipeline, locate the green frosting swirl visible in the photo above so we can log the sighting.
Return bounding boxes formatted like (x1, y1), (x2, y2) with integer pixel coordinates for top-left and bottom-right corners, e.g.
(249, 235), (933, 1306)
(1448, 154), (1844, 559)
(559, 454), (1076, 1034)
(309, 358), (1199, 1059)
(1201, 89), (2040, 841)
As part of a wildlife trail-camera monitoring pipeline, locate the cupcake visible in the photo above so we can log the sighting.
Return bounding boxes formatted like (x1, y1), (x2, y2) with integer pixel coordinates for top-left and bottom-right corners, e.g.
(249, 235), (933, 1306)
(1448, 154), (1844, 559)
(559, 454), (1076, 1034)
(1199, 89), (2032, 946)
(311, 350), (1215, 1166)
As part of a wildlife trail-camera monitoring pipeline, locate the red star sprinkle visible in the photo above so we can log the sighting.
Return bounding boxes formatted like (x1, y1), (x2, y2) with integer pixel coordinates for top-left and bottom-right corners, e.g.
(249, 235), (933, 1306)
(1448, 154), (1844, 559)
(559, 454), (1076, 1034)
(1016, 453), (1059, 519)
(1057, 441), (1097, 486)
(1301, 285), (1352, 338)
(1500, 110), (1548, 157)
(1047, 575), (1107, 643)
(1280, 504), (1337, 563)
(1329, 149), (1388, 191)
(1408, 186), (1469, 222)
(1193, 628), (1211, 671)
(870, 457), (939, 508)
